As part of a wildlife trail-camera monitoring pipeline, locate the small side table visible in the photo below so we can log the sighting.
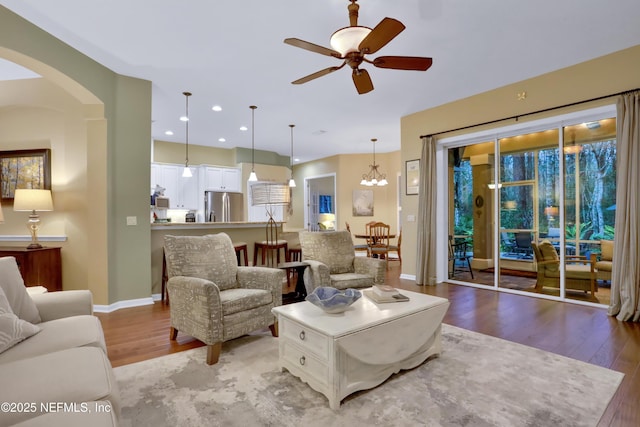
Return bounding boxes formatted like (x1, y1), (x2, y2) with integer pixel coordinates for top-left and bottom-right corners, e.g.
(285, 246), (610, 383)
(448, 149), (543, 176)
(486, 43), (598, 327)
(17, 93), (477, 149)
(278, 261), (309, 303)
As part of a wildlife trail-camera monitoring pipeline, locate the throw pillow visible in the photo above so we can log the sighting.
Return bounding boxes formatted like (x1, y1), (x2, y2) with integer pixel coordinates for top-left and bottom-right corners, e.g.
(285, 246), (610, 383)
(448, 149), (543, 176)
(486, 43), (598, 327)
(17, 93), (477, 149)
(601, 240), (614, 261)
(0, 257), (41, 324)
(0, 286), (41, 354)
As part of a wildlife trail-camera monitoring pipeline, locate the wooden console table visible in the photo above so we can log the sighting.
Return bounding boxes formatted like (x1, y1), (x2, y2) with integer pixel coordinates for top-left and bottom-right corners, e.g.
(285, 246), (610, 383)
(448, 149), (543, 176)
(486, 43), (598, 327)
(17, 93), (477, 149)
(0, 246), (62, 292)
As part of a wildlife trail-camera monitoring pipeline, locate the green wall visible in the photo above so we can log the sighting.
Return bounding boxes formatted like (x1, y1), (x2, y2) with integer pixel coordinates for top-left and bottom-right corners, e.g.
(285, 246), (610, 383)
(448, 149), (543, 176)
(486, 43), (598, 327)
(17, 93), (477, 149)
(0, 6), (152, 305)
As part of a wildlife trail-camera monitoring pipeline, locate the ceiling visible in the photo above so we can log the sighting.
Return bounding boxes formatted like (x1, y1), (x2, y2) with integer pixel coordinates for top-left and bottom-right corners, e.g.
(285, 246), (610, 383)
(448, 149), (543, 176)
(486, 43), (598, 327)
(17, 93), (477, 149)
(2, 0), (640, 163)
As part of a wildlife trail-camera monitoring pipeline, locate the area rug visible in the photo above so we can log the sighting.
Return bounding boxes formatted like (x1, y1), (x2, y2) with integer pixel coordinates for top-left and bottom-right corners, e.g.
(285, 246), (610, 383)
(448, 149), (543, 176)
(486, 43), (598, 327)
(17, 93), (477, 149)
(113, 325), (623, 427)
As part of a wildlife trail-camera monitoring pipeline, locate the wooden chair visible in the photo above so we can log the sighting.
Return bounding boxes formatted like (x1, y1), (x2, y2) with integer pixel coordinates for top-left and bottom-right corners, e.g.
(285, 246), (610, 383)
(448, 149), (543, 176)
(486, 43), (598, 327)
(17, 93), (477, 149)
(387, 228), (402, 263)
(368, 222), (391, 269)
(345, 221), (369, 255)
(448, 235), (474, 279)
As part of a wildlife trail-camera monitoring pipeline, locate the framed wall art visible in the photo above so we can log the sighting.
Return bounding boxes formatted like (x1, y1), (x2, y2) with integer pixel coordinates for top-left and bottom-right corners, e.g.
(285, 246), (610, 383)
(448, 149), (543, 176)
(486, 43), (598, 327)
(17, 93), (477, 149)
(352, 189), (373, 217)
(406, 159), (420, 195)
(0, 149), (52, 201)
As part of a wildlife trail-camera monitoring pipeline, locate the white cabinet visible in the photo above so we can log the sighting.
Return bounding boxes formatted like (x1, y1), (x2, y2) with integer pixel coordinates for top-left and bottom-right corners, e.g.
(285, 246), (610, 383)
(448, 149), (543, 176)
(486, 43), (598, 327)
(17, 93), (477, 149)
(150, 163), (198, 209)
(200, 166), (240, 192)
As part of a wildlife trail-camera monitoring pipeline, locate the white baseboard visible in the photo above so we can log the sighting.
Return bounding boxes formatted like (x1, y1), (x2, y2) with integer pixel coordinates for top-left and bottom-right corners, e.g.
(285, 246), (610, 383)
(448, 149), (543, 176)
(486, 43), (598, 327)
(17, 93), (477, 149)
(93, 297), (155, 313)
(400, 273), (416, 281)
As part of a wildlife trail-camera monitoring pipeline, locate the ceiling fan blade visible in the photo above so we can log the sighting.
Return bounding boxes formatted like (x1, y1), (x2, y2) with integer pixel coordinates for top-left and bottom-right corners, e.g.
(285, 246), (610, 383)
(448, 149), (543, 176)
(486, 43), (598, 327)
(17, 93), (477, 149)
(292, 65), (343, 85)
(352, 68), (374, 94)
(284, 38), (341, 58)
(358, 18), (405, 54)
(373, 56), (433, 71)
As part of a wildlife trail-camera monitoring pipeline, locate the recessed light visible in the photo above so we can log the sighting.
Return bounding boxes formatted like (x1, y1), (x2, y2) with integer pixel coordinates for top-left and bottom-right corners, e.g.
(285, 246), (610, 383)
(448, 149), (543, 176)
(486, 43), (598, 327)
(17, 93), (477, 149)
(240, 126), (248, 131)
(294, 158), (300, 162)
(165, 130), (174, 136)
(180, 116), (189, 122)
(212, 105), (222, 112)
(218, 138), (226, 142)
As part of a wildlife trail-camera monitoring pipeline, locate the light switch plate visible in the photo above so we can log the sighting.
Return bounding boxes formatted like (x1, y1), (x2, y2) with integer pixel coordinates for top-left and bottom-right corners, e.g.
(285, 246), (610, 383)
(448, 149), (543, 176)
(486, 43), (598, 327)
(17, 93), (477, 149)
(126, 216), (137, 226)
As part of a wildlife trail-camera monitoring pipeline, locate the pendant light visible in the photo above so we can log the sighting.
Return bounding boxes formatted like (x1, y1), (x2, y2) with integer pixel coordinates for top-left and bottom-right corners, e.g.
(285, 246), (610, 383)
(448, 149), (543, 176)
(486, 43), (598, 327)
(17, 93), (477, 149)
(288, 124), (296, 187)
(360, 138), (388, 186)
(248, 105), (258, 182)
(181, 91), (192, 178)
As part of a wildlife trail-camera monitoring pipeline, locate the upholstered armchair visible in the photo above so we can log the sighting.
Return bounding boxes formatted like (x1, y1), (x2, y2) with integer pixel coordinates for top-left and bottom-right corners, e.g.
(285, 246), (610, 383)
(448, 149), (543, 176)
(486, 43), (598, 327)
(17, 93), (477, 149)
(163, 233), (284, 365)
(531, 240), (597, 299)
(298, 230), (385, 294)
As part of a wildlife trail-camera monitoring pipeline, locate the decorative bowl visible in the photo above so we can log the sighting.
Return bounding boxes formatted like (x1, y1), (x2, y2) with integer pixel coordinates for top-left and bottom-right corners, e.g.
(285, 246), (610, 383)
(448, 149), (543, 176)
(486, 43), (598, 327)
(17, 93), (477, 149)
(305, 287), (362, 314)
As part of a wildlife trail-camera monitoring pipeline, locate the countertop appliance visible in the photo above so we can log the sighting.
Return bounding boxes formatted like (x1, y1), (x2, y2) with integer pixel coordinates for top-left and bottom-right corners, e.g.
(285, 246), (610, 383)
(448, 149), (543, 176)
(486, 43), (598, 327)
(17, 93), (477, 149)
(204, 191), (243, 222)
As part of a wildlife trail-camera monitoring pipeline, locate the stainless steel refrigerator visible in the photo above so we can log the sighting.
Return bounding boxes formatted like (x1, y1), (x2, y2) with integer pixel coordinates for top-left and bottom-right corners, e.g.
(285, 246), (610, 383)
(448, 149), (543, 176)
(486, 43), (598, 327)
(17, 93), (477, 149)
(204, 191), (244, 222)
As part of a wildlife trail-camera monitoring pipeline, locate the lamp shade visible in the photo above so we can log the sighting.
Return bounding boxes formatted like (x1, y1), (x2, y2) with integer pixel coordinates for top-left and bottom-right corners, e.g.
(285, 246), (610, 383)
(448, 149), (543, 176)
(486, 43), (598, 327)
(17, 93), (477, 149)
(13, 189), (54, 212)
(250, 182), (290, 206)
(330, 26), (371, 55)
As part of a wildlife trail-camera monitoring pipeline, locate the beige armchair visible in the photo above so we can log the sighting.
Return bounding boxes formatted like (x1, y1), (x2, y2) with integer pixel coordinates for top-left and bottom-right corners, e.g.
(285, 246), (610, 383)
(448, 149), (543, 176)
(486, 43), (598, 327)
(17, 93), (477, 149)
(595, 240), (613, 282)
(298, 230), (386, 294)
(163, 233), (284, 365)
(531, 240), (597, 299)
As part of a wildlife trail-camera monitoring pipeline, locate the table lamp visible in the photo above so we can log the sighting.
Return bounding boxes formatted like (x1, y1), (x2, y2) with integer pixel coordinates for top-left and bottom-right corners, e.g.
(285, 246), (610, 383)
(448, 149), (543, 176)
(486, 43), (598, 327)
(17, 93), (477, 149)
(13, 189), (54, 249)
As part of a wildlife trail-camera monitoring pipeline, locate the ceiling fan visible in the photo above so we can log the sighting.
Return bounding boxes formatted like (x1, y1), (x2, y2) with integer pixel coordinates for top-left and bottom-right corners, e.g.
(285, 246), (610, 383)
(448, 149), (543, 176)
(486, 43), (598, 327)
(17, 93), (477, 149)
(284, 0), (433, 95)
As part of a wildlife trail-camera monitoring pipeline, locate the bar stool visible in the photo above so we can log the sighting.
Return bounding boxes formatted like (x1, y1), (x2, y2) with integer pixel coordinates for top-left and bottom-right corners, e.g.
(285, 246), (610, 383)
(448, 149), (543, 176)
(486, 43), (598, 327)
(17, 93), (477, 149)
(161, 248), (169, 304)
(286, 246), (302, 285)
(288, 246), (302, 262)
(233, 242), (248, 266)
(254, 240), (288, 266)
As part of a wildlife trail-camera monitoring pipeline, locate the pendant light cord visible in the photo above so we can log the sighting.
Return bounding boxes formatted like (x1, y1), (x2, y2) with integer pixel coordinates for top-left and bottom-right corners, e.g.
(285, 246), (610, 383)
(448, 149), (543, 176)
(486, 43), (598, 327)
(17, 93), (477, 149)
(290, 124), (295, 170)
(250, 105), (257, 170)
(183, 92), (191, 166)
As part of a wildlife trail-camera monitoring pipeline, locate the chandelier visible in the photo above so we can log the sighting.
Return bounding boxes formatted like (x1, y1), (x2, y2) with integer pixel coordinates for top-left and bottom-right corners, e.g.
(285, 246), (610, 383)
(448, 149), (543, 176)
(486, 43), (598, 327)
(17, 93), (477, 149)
(360, 138), (388, 186)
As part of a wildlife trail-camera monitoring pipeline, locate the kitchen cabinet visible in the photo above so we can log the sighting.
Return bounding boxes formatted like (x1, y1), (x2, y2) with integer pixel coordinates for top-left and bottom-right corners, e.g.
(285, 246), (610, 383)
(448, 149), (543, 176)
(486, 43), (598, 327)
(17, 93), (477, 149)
(200, 166), (241, 192)
(151, 163), (198, 209)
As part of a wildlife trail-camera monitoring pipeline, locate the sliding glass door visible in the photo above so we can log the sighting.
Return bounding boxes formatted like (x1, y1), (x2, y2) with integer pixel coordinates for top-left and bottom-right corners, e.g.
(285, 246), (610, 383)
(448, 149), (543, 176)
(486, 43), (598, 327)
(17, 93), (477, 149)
(446, 108), (617, 306)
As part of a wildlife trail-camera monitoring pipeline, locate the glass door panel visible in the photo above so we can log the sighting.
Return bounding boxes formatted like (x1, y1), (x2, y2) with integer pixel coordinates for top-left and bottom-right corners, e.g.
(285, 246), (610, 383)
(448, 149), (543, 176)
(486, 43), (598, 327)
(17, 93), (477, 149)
(563, 119), (617, 304)
(498, 130), (557, 293)
(448, 143), (495, 286)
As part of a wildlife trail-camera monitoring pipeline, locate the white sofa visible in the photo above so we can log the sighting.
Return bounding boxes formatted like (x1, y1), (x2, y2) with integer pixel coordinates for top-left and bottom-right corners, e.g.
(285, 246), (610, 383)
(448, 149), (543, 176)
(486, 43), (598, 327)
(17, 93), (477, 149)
(0, 256), (119, 427)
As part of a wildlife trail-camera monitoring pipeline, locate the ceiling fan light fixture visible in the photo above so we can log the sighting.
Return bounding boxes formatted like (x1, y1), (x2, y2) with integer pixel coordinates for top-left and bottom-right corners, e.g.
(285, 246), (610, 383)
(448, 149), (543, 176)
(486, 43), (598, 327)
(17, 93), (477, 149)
(330, 26), (371, 56)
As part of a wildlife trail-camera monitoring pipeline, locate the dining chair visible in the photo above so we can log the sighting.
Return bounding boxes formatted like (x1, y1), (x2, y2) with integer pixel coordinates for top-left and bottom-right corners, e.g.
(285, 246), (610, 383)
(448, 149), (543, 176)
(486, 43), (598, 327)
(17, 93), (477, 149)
(345, 221), (369, 255)
(387, 227), (402, 263)
(368, 222), (391, 269)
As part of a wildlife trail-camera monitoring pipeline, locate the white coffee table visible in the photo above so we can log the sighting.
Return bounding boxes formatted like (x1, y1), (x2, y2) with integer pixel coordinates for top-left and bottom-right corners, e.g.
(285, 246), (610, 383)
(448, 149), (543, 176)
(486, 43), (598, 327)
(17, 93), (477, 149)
(271, 288), (450, 409)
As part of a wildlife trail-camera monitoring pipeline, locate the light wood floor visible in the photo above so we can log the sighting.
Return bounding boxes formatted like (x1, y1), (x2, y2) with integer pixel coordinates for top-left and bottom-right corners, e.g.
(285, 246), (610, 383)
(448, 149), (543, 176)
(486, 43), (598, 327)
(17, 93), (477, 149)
(96, 263), (639, 426)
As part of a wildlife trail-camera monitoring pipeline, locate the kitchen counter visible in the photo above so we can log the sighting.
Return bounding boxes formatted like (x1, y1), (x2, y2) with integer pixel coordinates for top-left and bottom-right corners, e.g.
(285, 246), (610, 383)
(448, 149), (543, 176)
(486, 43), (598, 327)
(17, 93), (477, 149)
(151, 221), (283, 230)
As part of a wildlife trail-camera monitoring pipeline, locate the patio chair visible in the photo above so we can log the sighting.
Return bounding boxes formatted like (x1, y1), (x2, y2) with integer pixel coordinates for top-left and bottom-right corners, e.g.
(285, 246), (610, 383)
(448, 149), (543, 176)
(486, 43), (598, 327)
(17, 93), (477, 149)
(514, 232), (534, 258)
(531, 240), (597, 300)
(500, 229), (517, 254)
(448, 235), (474, 279)
(595, 240), (613, 282)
